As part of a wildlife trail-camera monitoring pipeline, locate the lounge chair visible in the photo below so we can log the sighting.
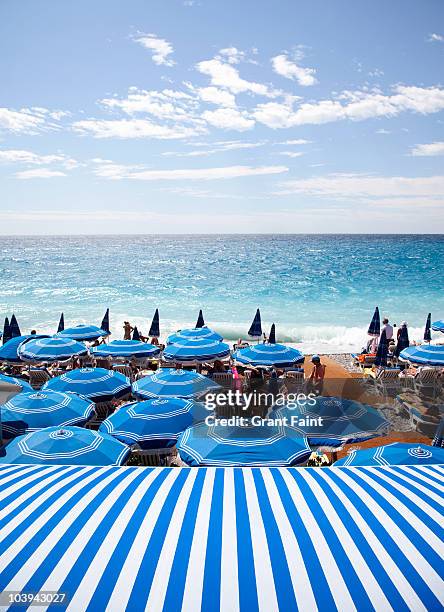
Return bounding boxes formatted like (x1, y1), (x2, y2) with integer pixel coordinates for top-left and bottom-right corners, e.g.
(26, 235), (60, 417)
(211, 372), (234, 388)
(373, 367), (401, 396)
(112, 364), (135, 383)
(283, 369), (305, 392)
(412, 368), (441, 399)
(29, 369), (51, 389)
(131, 447), (176, 467)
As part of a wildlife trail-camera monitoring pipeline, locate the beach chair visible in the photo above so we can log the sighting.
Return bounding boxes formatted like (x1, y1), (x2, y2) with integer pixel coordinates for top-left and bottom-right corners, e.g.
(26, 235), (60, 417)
(29, 369), (51, 389)
(413, 368), (441, 399)
(242, 369), (251, 391)
(283, 370), (305, 393)
(374, 368), (401, 396)
(95, 358), (111, 369)
(112, 364), (135, 383)
(131, 447), (176, 467)
(212, 372), (234, 388)
(92, 401), (116, 422)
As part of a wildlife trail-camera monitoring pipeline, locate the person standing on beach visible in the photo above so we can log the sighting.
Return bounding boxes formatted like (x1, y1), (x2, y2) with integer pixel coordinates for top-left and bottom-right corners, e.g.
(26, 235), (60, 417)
(123, 321), (133, 340)
(381, 318), (394, 341)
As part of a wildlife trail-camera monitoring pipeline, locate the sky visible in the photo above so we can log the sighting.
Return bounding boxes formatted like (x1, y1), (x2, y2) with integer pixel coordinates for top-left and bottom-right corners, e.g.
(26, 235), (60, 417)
(0, 0), (443, 234)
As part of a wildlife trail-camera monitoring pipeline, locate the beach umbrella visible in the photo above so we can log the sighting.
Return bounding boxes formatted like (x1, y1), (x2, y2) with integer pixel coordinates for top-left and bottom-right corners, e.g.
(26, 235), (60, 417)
(394, 324), (409, 358)
(367, 306), (380, 337)
(9, 314), (21, 338)
(431, 319), (444, 333)
(0, 426), (130, 466)
(133, 368), (220, 400)
(424, 313), (432, 343)
(163, 338), (230, 364)
(271, 397), (389, 447)
(248, 309), (262, 338)
(0, 335), (49, 363)
(399, 344), (444, 366)
(91, 339), (160, 360)
(268, 323), (276, 344)
(57, 324), (110, 342)
(167, 326), (223, 344)
(196, 310), (205, 328)
(101, 308), (110, 334)
(100, 397), (209, 450)
(0, 373), (33, 404)
(334, 443), (444, 467)
(177, 420), (312, 466)
(233, 343), (304, 368)
(132, 327), (141, 341)
(18, 336), (88, 363)
(374, 329), (388, 367)
(44, 368), (131, 402)
(2, 317), (11, 345)
(1, 390), (95, 439)
(148, 309), (160, 338)
(57, 313), (65, 333)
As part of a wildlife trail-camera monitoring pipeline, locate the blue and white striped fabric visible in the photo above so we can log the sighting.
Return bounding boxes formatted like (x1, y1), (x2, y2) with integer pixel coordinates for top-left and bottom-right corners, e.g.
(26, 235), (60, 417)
(167, 326), (223, 344)
(133, 368), (220, 399)
(177, 422), (312, 466)
(163, 338), (230, 363)
(57, 325), (110, 341)
(0, 335), (49, 363)
(43, 368), (131, 402)
(1, 391), (95, 438)
(0, 464), (442, 610)
(335, 443), (444, 466)
(91, 339), (161, 359)
(0, 427), (130, 465)
(271, 397), (390, 447)
(432, 319), (444, 333)
(0, 373), (32, 393)
(233, 343), (304, 367)
(18, 337), (88, 363)
(100, 398), (209, 449)
(400, 344), (444, 366)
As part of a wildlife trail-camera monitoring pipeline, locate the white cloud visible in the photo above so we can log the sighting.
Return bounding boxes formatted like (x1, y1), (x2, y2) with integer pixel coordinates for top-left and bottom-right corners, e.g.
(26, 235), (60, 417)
(218, 47), (246, 64)
(15, 168), (67, 179)
(202, 108), (255, 131)
(133, 33), (175, 66)
(278, 139), (311, 145)
(100, 88), (198, 122)
(271, 54), (317, 86)
(0, 149), (77, 170)
(0, 108), (46, 133)
(410, 141), (444, 156)
(196, 86), (236, 107)
(162, 140), (266, 157)
(196, 59), (275, 97)
(73, 118), (202, 139)
(428, 33), (444, 42)
(279, 151), (304, 158)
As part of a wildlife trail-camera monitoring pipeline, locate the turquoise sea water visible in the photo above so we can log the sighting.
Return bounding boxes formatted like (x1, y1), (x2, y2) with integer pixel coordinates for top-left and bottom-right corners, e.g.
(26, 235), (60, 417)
(0, 235), (443, 353)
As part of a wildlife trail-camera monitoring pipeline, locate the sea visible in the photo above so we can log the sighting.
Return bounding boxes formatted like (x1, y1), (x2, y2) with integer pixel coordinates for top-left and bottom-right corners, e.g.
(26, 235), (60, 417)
(1, 234), (443, 354)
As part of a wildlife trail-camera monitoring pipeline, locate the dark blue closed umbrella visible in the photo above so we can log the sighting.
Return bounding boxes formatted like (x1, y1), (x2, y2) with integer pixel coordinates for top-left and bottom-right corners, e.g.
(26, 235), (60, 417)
(57, 313), (65, 333)
(132, 327), (141, 341)
(374, 329), (388, 367)
(149, 309), (160, 337)
(395, 324), (409, 357)
(248, 309), (262, 338)
(2, 317), (11, 345)
(368, 307), (380, 337)
(196, 310), (205, 329)
(9, 314), (21, 338)
(268, 323), (276, 344)
(424, 313), (432, 343)
(101, 309), (110, 334)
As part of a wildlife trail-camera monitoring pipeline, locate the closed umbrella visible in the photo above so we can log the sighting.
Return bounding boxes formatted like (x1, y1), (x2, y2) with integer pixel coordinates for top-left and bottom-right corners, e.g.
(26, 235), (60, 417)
(395, 323), (409, 358)
(19, 336), (88, 363)
(167, 327), (223, 344)
(100, 398), (209, 449)
(1, 390), (95, 439)
(334, 443), (444, 466)
(132, 327), (141, 341)
(248, 309), (262, 338)
(268, 323), (276, 344)
(163, 338), (230, 364)
(133, 368), (220, 399)
(196, 310), (205, 328)
(9, 314), (21, 338)
(0, 426), (130, 466)
(91, 339), (160, 359)
(148, 309), (160, 338)
(44, 368), (131, 402)
(367, 306), (380, 337)
(57, 324), (110, 342)
(2, 317), (11, 345)
(101, 308), (110, 334)
(57, 313), (65, 333)
(424, 313), (432, 342)
(374, 329), (388, 367)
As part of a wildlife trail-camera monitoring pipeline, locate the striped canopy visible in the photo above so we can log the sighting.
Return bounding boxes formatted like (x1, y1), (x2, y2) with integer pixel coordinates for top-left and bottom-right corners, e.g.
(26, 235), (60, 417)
(177, 422), (312, 466)
(431, 319), (444, 333)
(133, 368), (220, 399)
(335, 443), (444, 466)
(271, 397), (389, 447)
(100, 398), (209, 449)
(18, 337), (88, 363)
(233, 343), (304, 368)
(399, 344), (444, 366)
(0, 463), (442, 609)
(91, 340), (160, 359)
(43, 368), (131, 402)
(1, 391), (95, 439)
(167, 326), (223, 344)
(0, 373), (32, 393)
(163, 338), (230, 363)
(0, 426), (129, 466)
(57, 324), (110, 342)
(0, 335), (49, 363)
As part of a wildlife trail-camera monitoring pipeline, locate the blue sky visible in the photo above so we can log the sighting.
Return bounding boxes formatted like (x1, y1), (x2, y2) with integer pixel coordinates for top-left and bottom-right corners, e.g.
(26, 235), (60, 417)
(1, 0), (443, 233)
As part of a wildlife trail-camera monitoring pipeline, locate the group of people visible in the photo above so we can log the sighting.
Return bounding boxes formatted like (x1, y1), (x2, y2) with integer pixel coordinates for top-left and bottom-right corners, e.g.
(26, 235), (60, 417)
(364, 317), (410, 358)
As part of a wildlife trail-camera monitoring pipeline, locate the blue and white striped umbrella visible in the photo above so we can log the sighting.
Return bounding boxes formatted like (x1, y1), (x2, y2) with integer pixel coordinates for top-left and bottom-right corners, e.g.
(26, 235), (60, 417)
(100, 398), (209, 449)
(0, 463), (441, 610)
(335, 443), (444, 466)
(0, 373), (32, 393)
(0, 335), (49, 363)
(1, 391), (95, 439)
(132, 368), (220, 399)
(432, 319), (444, 333)
(164, 338), (230, 363)
(233, 342), (304, 367)
(18, 336), (88, 363)
(91, 340), (161, 359)
(271, 397), (389, 447)
(57, 324), (110, 342)
(177, 421), (312, 466)
(399, 344), (444, 366)
(0, 426), (129, 465)
(167, 326), (223, 344)
(43, 368), (131, 402)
